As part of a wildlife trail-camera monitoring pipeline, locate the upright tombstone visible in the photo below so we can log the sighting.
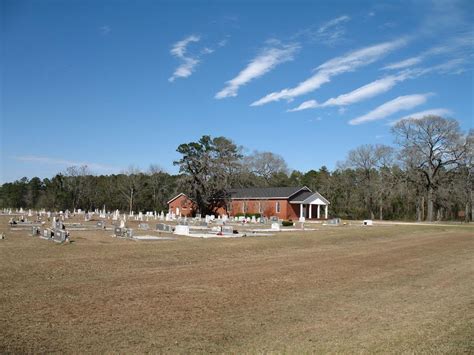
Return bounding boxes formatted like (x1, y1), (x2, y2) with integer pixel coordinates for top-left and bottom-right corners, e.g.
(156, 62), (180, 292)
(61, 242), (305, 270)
(114, 227), (122, 237)
(271, 222), (281, 231)
(221, 226), (234, 235)
(31, 226), (40, 236)
(174, 225), (190, 236)
(53, 230), (67, 243)
(138, 223), (149, 230)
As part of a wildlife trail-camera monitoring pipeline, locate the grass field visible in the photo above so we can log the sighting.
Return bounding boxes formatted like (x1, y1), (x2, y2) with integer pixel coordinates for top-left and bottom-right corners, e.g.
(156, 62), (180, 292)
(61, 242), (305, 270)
(1, 216), (473, 353)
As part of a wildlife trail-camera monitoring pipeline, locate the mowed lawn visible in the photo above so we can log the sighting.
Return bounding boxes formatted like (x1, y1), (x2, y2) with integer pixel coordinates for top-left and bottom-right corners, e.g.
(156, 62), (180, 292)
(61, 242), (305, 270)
(1, 218), (473, 353)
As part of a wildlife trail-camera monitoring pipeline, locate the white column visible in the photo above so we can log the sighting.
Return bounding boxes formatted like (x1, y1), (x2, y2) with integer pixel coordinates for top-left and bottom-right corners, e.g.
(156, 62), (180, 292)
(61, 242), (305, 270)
(309, 204), (312, 219)
(317, 205), (320, 219)
(325, 205), (328, 219)
(300, 204), (303, 218)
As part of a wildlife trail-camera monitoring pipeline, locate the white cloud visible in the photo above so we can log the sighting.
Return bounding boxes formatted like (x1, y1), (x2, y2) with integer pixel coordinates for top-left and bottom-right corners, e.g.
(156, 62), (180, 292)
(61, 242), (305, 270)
(294, 15), (350, 46)
(390, 108), (453, 125)
(169, 35), (203, 82)
(170, 35), (200, 57)
(318, 15), (350, 33)
(348, 93), (432, 125)
(316, 15), (351, 45)
(171, 57), (200, 81)
(289, 72), (411, 112)
(288, 99), (319, 112)
(15, 155), (117, 173)
(383, 33), (473, 71)
(215, 41), (300, 99)
(251, 38), (407, 106)
(383, 56), (423, 70)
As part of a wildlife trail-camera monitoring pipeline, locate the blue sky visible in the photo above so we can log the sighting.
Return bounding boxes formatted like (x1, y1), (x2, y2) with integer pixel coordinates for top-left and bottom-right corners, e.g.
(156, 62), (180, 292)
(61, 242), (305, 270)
(2, 0), (473, 182)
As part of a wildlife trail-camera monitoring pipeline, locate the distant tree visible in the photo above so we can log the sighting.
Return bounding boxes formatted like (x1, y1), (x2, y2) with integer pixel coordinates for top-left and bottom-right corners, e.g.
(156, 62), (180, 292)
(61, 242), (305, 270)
(117, 166), (142, 214)
(64, 165), (90, 210)
(174, 135), (242, 215)
(244, 151), (289, 185)
(341, 144), (395, 219)
(392, 115), (469, 221)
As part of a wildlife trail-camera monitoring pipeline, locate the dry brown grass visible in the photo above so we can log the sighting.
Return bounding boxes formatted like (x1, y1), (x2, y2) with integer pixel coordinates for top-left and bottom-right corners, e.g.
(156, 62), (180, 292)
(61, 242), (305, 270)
(1, 216), (473, 353)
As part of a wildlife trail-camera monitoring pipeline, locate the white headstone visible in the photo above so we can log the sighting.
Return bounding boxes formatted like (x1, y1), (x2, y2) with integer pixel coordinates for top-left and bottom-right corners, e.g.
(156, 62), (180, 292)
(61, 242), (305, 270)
(174, 225), (190, 235)
(271, 222), (280, 231)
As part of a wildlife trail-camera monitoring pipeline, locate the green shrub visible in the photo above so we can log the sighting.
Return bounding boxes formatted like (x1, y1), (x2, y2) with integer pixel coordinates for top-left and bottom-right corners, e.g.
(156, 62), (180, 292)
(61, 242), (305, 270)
(282, 220), (294, 227)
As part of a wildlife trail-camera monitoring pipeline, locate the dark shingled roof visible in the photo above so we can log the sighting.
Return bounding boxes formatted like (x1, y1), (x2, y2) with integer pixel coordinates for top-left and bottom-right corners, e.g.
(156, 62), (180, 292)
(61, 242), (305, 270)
(288, 190), (314, 202)
(289, 190), (330, 204)
(228, 186), (310, 199)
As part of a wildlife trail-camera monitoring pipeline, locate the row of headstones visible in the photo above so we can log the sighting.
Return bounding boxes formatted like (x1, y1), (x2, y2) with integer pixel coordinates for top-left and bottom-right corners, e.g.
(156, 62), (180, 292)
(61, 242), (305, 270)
(31, 226), (68, 243)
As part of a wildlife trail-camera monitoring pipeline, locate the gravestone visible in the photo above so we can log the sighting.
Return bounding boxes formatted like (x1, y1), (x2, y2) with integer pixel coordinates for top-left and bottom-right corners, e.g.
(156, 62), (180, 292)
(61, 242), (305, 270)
(31, 226), (40, 236)
(156, 223), (173, 233)
(97, 221), (106, 229)
(126, 228), (134, 238)
(221, 226), (234, 235)
(271, 222), (281, 231)
(327, 218), (341, 225)
(363, 220), (373, 226)
(114, 227), (123, 237)
(42, 229), (52, 239)
(53, 230), (67, 243)
(174, 225), (190, 235)
(138, 223), (149, 230)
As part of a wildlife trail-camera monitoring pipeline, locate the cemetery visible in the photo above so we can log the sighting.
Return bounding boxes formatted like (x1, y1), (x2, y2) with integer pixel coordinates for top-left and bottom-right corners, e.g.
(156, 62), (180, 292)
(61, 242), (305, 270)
(1, 206), (338, 245)
(1, 208), (472, 353)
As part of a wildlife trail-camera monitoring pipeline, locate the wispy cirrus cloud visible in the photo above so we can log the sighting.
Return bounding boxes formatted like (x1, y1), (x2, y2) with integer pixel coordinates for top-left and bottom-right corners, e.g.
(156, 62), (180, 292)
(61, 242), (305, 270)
(389, 108), (453, 125)
(215, 40), (300, 99)
(383, 32), (473, 71)
(15, 155), (118, 173)
(348, 93), (432, 125)
(317, 15), (351, 45)
(251, 38), (407, 107)
(288, 72), (411, 112)
(382, 56), (423, 70)
(169, 35), (203, 82)
(296, 15), (351, 46)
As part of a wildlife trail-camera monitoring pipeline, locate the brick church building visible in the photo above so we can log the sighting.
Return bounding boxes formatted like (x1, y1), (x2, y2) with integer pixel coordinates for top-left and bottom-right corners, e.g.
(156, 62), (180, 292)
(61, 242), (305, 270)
(167, 186), (330, 220)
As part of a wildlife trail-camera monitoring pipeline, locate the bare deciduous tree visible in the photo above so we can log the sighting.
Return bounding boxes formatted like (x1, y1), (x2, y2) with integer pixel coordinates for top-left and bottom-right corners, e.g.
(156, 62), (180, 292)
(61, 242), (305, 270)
(342, 144), (395, 219)
(392, 115), (469, 221)
(118, 166), (142, 214)
(64, 165), (90, 210)
(245, 151), (289, 185)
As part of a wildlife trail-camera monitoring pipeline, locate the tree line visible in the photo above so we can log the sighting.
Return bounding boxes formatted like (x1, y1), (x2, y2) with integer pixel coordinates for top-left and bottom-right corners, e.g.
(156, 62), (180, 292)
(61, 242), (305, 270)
(1, 116), (472, 222)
